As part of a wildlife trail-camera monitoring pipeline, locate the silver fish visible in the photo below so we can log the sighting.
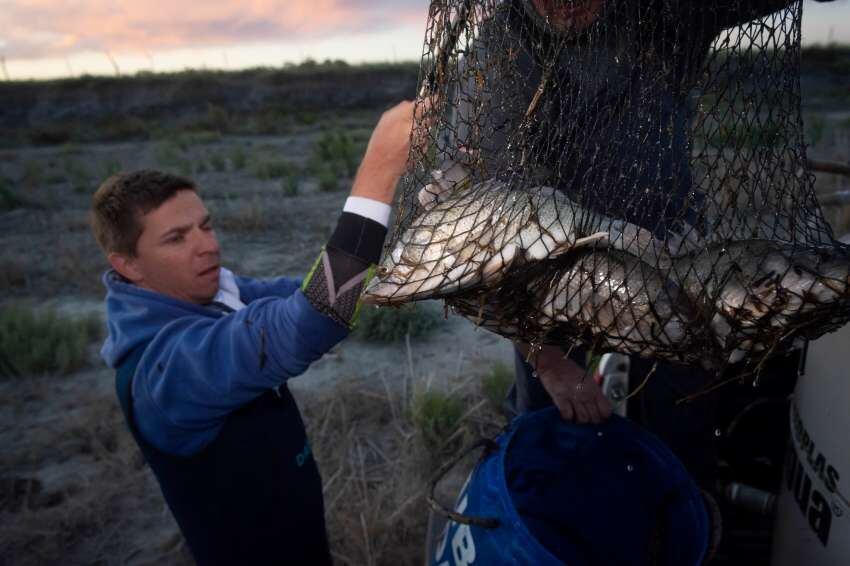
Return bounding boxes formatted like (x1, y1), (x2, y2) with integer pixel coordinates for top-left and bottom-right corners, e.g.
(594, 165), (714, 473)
(535, 250), (694, 358)
(450, 239), (850, 368)
(448, 248), (696, 360)
(675, 239), (850, 364)
(364, 166), (657, 305)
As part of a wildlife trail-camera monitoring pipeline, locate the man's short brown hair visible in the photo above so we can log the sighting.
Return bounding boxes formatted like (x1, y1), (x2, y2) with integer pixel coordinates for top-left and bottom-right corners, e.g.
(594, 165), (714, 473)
(90, 169), (197, 255)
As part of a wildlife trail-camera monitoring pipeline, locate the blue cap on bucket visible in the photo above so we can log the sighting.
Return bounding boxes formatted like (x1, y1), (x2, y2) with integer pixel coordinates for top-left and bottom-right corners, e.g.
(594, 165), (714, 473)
(497, 408), (710, 566)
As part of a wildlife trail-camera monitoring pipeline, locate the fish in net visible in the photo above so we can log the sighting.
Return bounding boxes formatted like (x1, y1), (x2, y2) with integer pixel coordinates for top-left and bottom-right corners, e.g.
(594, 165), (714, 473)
(363, 0), (850, 373)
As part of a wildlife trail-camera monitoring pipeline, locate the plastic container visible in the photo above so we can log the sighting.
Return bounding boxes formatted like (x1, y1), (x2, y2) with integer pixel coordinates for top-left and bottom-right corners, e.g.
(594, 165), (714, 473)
(430, 408), (710, 565)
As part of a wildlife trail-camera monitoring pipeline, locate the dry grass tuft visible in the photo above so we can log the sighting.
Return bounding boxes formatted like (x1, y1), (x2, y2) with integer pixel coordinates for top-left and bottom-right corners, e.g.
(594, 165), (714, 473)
(297, 371), (505, 565)
(209, 195), (284, 233)
(0, 373), (193, 565)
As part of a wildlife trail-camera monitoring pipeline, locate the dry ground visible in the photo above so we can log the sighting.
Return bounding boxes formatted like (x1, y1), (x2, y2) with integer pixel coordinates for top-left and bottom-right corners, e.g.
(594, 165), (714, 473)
(1, 79), (848, 565)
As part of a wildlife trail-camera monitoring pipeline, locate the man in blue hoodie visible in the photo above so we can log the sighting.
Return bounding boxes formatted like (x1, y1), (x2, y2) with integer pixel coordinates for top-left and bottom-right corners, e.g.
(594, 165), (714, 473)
(92, 100), (416, 565)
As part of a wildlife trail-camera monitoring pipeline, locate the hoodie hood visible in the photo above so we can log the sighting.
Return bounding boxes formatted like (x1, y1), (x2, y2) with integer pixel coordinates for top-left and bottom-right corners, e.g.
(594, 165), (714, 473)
(100, 270), (223, 368)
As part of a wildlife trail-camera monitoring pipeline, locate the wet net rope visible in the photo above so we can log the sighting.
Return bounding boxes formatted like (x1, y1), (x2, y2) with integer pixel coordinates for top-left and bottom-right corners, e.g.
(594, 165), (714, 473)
(364, 0), (850, 374)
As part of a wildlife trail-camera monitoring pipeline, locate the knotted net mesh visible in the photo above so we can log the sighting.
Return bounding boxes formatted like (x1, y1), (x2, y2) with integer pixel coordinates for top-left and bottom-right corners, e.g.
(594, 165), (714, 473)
(364, 0), (850, 372)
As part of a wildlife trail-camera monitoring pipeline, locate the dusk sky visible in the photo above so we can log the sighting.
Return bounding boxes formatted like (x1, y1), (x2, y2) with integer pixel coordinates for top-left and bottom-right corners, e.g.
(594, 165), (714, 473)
(2, 0), (848, 80)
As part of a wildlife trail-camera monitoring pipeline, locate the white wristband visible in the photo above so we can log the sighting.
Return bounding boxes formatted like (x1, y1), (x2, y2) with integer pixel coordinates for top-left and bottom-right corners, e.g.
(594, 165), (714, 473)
(343, 196), (392, 228)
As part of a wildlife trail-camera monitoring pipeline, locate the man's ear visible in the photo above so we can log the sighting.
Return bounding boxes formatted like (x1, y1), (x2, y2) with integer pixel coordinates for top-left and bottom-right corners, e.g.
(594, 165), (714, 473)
(108, 252), (143, 284)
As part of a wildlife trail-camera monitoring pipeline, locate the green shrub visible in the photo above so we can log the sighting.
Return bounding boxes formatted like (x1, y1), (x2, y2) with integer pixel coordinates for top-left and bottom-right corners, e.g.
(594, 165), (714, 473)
(353, 304), (441, 343)
(98, 115), (150, 141)
(705, 121), (783, 149)
(153, 141), (183, 167)
(173, 105), (231, 136)
(0, 176), (24, 210)
(412, 389), (465, 453)
(203, 103), (231, 133)
(481, 361), (513, 412)
(0, 307), (102, 376)
(22, 160), (42, 189)
(296, 111), (317, 126)
(251, 110), (291, 135)
(0, 256), (28, 290)
(314, 163), (340, 192)
(176, 130), (221, 147)
(27, 124), (75, 145)
(310, 129), (363, 178)
(230, 146), (247, 170)
(806, 116), (826, 146)
(210, 153), (227, 172)
(101, 158), (122, 179)
(175, 159), (193, 177)
(64, 159), (91, 193)
(60, 143), (84, 160)
(281, 175), (299, 196)
(46, 171), (66, 185)
(802, 45), (850, 76)
(210, 196), (272, 232)
(252, 158), (295, 180)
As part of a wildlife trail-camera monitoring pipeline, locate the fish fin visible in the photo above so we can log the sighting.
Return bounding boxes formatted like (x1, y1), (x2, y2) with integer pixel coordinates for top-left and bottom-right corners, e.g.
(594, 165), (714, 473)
(419, 159), (474, 209)
(537, 231), (607, 261)
(605, 222), (674, 265)
(481, 243), (519, 284)
(572, 231), (609, 250)
(418, 183), (442, 209)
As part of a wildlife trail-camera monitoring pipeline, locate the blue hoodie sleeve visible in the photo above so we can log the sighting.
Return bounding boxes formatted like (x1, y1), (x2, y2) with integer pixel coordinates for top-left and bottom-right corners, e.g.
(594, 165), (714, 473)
(131, 289), (347, 456)
(234, 275), (303, 304)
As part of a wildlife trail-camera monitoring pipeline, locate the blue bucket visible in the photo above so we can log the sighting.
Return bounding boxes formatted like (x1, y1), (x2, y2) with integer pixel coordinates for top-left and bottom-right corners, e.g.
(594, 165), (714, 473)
(430, 408), (710, 565)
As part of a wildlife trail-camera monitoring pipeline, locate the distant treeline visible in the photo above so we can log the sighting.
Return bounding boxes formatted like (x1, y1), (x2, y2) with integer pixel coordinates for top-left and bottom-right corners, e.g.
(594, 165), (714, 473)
(0, 45), (847, 147)
(801, 44), (850, 73)
(0, 60), (420, 146)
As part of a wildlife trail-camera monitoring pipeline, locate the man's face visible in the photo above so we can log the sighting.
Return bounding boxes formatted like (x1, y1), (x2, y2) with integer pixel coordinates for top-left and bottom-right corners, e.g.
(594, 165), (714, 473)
(118, 189), (221, 304)
(531, 0), (604, 34)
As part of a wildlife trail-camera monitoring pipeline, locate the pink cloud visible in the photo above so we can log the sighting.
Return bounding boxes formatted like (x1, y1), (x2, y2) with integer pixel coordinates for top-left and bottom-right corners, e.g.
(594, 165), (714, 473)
(0, 0), (427, 59)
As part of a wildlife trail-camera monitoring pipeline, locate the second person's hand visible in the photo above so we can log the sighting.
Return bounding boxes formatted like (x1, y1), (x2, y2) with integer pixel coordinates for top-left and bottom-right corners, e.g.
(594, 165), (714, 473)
(518, 343), (613, 424)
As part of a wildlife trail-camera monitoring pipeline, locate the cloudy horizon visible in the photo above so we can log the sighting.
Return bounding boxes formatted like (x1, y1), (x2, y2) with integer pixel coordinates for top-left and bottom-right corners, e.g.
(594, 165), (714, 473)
(2, 0), (848, 81)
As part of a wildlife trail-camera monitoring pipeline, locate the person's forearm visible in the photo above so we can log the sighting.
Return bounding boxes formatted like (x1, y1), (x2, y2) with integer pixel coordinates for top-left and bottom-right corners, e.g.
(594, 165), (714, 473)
(350, 158), (404, 204)
(234, 197), (391, 305)
(350, 100), (416, 204)
(300, 205), (388, 329)
(301, 99), (416, 326)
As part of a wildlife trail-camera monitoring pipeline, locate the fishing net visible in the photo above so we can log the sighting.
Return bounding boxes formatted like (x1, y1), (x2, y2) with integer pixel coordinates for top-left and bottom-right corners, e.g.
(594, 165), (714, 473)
(365, 0), (850, 373)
